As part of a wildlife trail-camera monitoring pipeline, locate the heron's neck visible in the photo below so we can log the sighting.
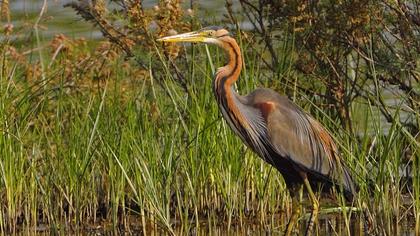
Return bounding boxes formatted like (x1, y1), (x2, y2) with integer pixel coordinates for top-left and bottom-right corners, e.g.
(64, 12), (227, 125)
(214, 38), (242, 88)
(213, 38), (248, 128)
(213, 37), (242, 101)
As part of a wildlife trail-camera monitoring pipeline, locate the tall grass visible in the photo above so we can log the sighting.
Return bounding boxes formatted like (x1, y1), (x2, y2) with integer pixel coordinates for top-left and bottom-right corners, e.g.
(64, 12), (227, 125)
(0, 23), (419, 236)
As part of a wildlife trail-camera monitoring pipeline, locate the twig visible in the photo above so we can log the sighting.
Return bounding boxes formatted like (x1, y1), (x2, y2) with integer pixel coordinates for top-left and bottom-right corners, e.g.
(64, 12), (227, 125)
(34, 0), (47, 84)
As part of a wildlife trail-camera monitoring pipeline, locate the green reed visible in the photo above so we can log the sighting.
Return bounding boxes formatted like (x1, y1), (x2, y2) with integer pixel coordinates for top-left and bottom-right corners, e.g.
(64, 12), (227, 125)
(0, 26), (418, 236)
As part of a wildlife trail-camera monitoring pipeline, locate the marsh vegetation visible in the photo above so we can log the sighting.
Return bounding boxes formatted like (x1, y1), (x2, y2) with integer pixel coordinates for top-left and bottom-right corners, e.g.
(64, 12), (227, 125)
(0, 0), (419, 235)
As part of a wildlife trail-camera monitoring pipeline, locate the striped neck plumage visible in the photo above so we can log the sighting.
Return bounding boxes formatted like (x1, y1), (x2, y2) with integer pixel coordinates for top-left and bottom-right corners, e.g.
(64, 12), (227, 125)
(213, 37), (242, 89)
(211, 37), (269, 157)
(212, 36), (250, 132)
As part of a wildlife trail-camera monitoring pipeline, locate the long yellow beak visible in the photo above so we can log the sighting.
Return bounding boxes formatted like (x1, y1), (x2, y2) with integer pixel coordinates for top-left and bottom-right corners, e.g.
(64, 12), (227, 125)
(157, 31), (206, 43)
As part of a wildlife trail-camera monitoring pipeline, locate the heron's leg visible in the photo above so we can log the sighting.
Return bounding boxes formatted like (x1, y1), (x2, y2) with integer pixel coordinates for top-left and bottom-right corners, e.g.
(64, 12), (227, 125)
(284, 185), (303, 236)
(301, 173), (319, 236)
(303, 177), (319, 236)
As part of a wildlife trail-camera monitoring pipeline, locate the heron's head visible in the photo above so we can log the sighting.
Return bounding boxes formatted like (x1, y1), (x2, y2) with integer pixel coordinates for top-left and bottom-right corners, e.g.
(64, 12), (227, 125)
(157, 26), (232, 46)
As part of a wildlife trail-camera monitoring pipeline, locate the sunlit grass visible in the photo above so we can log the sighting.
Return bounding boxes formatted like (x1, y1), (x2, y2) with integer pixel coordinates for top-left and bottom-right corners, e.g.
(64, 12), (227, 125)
(0, 24), (418, 236)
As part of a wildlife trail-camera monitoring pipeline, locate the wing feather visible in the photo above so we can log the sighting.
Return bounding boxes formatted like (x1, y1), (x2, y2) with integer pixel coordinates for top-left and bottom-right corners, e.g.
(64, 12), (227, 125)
(241, 88), (356, 198)
(252, 94), (356, 198)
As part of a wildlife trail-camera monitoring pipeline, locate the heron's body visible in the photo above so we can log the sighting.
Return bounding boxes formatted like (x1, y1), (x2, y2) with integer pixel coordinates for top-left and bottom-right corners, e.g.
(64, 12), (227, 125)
(217, 86), (356, 199)
(211, 31), (356, 199)
(158, 26), (357, 235)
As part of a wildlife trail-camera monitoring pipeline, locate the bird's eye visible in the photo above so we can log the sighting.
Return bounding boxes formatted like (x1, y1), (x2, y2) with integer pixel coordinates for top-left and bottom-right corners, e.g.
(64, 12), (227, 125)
(209, 30), (216, 37)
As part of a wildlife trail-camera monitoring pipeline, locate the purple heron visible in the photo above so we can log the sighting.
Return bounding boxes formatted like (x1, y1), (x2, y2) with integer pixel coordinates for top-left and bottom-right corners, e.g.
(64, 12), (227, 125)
(158, 26), (357, 235)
